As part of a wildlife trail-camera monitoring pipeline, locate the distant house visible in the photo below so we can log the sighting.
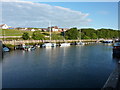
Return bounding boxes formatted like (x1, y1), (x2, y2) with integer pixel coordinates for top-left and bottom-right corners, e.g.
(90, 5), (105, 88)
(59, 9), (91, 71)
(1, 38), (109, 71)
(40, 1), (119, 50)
(51, 26), (59, 32)
(48, 26), (59, 32)
(41, 28), (48, 32)
(0, 24), (9, 29)
(30, 29), (35, 32)
(59, 28), (69, 32)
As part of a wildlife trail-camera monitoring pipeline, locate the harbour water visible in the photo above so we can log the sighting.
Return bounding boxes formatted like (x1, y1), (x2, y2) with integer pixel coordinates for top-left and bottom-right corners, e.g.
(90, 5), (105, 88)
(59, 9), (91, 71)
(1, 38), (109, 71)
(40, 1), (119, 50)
(2, 43), (118, 88)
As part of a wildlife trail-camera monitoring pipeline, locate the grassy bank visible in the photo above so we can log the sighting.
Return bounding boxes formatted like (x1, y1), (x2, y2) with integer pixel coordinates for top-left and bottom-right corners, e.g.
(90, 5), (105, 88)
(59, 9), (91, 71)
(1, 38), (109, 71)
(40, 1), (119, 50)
(0, 29), (33, 36)
(0, 29), (61, 36)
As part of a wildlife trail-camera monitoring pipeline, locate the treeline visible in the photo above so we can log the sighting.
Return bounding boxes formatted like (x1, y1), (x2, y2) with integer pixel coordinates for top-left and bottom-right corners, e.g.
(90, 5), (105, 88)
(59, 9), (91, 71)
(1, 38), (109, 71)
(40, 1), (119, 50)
(21, 28), (120, 40)
(65, 28), (120, 40)
(81, 28), (120, 39)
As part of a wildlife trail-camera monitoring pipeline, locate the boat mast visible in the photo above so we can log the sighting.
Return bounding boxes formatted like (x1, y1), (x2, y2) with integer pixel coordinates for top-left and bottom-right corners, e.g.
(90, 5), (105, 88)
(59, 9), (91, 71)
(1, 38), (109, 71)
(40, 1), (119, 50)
(63, 29), (66, 42)
(49, 21), (51, 42)
(79, 29), (81, 42)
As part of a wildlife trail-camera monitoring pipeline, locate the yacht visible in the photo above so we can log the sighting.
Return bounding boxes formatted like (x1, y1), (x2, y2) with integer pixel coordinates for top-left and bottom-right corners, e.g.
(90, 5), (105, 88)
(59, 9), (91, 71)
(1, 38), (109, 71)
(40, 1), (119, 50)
(42, 22), (56, 48)
(76, 29), (85, 45)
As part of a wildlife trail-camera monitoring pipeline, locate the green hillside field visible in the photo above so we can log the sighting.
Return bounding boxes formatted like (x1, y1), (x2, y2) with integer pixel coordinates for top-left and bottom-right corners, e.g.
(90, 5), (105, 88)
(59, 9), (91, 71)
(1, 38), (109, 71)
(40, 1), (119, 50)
(0, 29), (33, 36)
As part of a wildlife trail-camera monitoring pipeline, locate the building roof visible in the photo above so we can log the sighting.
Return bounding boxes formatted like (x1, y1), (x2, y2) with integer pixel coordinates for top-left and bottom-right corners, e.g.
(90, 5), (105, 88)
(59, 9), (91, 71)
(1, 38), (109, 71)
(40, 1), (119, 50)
(52, 26), (59, 29)
(0, 24), (7, 27)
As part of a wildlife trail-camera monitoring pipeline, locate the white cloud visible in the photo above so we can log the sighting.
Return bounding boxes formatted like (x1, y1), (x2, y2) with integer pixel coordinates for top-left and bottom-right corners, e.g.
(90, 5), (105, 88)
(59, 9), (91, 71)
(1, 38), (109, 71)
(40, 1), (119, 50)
(1, 1), (91, 28)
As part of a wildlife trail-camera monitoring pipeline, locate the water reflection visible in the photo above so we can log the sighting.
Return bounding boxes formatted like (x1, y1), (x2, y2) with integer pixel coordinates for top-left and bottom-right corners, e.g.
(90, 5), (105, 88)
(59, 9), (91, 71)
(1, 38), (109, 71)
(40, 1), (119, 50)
(2, 44), (117, 88)
(113, 54), (120, 61)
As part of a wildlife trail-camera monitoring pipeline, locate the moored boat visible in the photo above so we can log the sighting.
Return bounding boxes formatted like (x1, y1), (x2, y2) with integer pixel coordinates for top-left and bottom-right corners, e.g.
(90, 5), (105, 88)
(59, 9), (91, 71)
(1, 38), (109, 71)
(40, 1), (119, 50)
(113, 42), (120, 57)
(3, 47), (10, 52)
(103, 40), (113, 43)
(60, 43), (71, 47)
(42, 43), (56, 47)
(76, 42), (85, 45)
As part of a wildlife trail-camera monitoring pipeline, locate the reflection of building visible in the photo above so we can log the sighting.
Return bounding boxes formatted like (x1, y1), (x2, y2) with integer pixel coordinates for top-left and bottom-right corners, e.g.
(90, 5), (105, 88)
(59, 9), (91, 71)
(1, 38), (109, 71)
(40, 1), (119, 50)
(0, 24), (9, 29)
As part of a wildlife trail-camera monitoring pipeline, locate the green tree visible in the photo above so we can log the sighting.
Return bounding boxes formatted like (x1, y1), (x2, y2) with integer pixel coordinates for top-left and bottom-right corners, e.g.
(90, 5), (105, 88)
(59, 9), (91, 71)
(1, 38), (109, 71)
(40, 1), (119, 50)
(83, 35), (90, 39)
(91, 33), (98, 39)
(51, 34), (64, 40)
(65, 28), (79, 40)
(22, 32), (30, 40)
(32, 31), (44, 40)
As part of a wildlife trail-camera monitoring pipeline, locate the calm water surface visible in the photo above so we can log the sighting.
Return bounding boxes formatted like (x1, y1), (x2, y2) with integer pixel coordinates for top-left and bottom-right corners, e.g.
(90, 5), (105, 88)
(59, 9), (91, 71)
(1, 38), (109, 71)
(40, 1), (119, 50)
(2, 43), (118, 88)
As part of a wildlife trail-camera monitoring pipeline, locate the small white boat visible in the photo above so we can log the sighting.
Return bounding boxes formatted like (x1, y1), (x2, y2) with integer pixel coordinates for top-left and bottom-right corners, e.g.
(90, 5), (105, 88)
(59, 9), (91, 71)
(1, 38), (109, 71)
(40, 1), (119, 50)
(3, 47), (9, 52)
(103, 40), (113, 43)
(42, 43), (56, 47)
(76, 42), (85, 45)
(60, 43), (71, 47)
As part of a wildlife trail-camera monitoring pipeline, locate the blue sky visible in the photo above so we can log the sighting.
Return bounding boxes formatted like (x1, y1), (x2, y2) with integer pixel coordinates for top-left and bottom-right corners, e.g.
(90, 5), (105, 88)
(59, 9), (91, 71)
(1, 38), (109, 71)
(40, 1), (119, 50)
(40, 2), (118, 29)
(1, 0), (119, 30)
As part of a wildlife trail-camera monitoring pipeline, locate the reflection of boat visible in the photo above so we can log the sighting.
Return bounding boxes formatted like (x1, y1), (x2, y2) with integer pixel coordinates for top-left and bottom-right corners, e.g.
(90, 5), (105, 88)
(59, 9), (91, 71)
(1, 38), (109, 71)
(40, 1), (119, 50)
(60, 43), (70, 47)
(3, 47), (9, 52)
(113, 42), (120, 57)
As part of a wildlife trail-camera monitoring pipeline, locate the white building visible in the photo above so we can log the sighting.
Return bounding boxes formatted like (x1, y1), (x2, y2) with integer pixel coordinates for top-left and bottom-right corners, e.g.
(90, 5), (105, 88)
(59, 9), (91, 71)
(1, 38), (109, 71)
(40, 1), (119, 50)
(0, 24), (9, 29)
(48, 26), (59, 32)
(30, 29), (35, 31)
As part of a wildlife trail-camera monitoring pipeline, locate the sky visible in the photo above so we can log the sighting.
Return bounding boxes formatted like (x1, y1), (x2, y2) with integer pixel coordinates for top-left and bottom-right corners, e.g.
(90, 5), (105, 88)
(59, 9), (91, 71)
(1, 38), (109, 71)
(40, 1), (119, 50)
(0, 0), (119, 30)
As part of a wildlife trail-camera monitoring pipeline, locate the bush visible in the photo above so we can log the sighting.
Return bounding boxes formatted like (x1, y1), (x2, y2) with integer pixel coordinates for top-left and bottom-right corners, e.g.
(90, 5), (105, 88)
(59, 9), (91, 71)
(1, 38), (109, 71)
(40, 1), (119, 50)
(32, 31), (45, 40)
(22, 32), (30, 40)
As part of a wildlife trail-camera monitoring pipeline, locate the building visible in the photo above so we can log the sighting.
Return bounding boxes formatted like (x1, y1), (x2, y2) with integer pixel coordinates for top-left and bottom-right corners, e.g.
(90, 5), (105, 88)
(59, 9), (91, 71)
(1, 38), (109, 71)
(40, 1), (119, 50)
(30, 29), (35, 31)
(41, 28), (49, 32)
(59, 28), (69, 32)
(0, 24), (9, 29)
(48, 26), (59, 32)
(48, 26), (69, 32)
(52, 26), (59, 32)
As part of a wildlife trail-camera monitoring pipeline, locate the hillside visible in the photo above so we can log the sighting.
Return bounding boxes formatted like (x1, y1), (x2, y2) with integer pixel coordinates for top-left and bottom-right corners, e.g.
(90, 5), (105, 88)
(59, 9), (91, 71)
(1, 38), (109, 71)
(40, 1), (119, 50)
(0, 29), (33, 36)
